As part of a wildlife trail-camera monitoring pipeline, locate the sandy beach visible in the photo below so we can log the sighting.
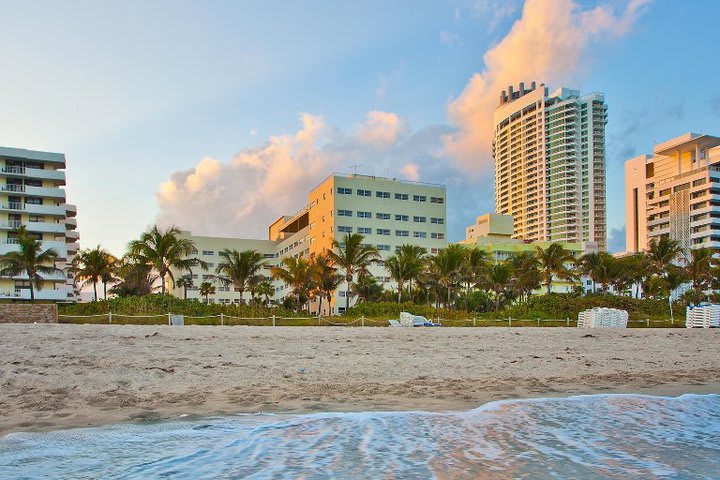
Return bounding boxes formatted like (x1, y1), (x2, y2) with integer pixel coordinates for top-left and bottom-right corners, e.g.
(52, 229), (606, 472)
(1, 324), (719, 435)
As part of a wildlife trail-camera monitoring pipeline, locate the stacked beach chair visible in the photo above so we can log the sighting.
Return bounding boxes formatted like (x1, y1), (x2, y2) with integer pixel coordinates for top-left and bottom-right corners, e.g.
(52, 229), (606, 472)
(577, 308), (629, 328)
(685, 304), (720, 328)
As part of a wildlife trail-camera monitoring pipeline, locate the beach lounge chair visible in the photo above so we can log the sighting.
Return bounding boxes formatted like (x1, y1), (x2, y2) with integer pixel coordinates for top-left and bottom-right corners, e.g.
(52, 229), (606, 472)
(388, 319), (402, 327)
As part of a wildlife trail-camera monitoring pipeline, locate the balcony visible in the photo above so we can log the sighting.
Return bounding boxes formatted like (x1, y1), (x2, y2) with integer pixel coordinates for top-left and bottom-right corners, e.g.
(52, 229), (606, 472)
(64, 204), (77, 217)
(0, 287), (71, 301)
(1, 166), (66, 183)
(65, 217), (77, 229)
(66, 230), (79, 241)
(0, 239), (68, 258)
(24, 203), (66, 216)
(0, 184), (65, 199)
(66, 242), (79, 253)
(25, 221), (66, 234)
(6, 270), (67, 282)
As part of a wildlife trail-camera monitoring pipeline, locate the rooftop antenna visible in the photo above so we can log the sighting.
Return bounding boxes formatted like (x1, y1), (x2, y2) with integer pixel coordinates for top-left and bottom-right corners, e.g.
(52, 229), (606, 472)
(351, 164), (360, 175)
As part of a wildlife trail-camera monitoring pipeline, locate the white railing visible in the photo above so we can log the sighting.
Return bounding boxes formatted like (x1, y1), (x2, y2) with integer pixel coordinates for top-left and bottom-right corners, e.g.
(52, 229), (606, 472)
(1, 184), (25, 192)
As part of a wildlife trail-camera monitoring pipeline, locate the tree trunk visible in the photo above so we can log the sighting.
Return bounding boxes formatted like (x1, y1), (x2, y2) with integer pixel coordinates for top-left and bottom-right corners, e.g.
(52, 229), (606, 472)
(238, 288), (244, 305)
(317, 295), (323, 317)
(103, 281), (107, 300)
(345, 273), (352, 314)
(183, 287), (187, 300)
(93, 281), (98, 302)
(397, 280), (403, 304)
(494, 289), (500, 312)
(30, 285), (35, 302)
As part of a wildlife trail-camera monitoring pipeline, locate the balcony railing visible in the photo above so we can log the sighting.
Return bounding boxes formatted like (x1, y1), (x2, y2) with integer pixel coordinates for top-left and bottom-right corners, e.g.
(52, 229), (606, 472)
(1, 184), (25, 192)
(0, 220), (23, 229)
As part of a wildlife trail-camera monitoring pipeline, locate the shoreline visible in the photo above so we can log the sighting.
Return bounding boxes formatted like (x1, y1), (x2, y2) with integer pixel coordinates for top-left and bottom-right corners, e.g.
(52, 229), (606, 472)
(2, 324), (719, 436)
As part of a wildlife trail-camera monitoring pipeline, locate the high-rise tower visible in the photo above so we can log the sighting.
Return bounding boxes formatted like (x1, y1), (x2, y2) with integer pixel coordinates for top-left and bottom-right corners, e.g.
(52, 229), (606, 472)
(492, 82), (607, 251)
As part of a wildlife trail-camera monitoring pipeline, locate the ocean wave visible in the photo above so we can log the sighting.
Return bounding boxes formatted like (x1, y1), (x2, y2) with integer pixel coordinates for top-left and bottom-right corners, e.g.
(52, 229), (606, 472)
(1, 394), (719, 479)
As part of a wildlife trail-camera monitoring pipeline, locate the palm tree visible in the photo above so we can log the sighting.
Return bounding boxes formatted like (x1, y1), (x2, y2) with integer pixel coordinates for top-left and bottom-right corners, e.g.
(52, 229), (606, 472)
(327, 233), (380, 313)
(199, 281), (215, 302)
(110, 259), (158, 297)
(215, 249), (267, 304)
(426, 245), (465, 308)
(484, 261), (513, 312)
(461, 248), (490, 309)
(536, 243), (577, 294)
(70, 245), (118, 301)
(509, 251), (541, 302)
(271, 256), (313, 312)
(578, 252), (616, 293)
(646, 237), (683, 273)
(311, 252), (342, 316)
(176, 274), (194, 300)
(127, 226), (205, 295)
(256, 280), (276, 305)
(0, 226), (64, 301)
(684, 247), (713, 293)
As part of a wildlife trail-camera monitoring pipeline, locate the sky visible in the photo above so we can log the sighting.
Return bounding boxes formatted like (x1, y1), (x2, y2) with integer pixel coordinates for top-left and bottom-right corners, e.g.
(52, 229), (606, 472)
(2, 0), (719, 255)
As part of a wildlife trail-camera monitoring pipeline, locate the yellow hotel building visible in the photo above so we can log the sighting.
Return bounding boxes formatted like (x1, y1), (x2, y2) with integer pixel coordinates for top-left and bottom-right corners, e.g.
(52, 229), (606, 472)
(173, 173), (447, 313)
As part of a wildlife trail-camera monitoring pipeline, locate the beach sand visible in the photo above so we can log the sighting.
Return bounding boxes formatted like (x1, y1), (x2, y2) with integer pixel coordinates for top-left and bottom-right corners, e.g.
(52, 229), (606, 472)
(1, 324), (719, 435)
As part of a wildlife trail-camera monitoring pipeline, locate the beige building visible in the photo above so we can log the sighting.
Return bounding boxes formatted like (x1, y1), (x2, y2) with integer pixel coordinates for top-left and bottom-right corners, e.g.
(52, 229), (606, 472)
(625, 133), (720, 253)
(493, 82), (607, 250)
(172, 173), (447, 313)
(458, 213), (594, 293)
(0, 147), (79, 301)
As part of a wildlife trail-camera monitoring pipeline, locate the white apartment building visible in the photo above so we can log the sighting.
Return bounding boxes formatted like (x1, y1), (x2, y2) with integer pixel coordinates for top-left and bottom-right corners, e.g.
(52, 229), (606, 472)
(0, 146), (79, 301)
(625, 133), (720, 253)
(172, 173), (447, 313)
(493, 82), (607, 250)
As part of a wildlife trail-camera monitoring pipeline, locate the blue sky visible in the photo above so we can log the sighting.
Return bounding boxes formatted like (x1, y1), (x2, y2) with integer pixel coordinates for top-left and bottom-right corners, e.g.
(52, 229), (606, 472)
(2, 0), (719, 255)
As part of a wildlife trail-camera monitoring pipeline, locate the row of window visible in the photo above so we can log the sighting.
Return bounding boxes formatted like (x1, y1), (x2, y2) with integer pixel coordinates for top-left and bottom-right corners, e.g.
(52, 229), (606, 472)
(337, 226), (445, 239)
(336, 187), (444, 203)
(337, 210), (444, 223)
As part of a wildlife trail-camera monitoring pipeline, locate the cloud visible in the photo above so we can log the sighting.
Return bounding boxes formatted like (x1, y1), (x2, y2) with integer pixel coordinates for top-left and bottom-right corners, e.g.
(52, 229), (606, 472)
(401, 163), (420, 181)
(445, 0), (652, 172)
(355, 111), (402, 147)
(156, 114), (470, 240)
(440, 31), (463, 47)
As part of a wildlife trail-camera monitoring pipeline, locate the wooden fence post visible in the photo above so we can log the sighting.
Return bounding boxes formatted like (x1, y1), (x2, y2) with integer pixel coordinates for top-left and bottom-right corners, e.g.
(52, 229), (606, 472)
(537, 318), (540, 327)
(220, 313), (224, 326)
(272, 315), (276, 327)
(566, 317), (569, 327)
(108, 312), (112, 324)
(473, 317), (476, 327)
(167, 313), (172, 326)
(508, 317), (512, 327)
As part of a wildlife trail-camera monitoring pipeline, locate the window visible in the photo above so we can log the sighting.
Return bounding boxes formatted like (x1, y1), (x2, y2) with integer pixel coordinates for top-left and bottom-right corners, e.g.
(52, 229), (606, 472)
(377, 244), (391, 251)
(413, 216), (426, 223)
(430, 248), (439, 254)
(337, 226), (353, 233)
(191, 274), (198, 279)
(376, 213), (390, 220)
(376, 191), (390, 199)
(207, 263), (214, 268)
(357, 227), (372, 234)
(431, 232), (445, 239)
(357, 189), (371, 197)
(395, 230), (409, 237)
(202, 250), (214, 256)
(395, 214), (409, 222)
(202, 274), (213, 280)
(337, 187), (352, 194)
(412, 195), (427, 202)
(357, 211), (371, 218)
(376, 228), (390, 236)
(413, 231), (427, 238)
(430, 217), (445, 225)
(263, 253), (274, 258)
(394, 193), (408, 200)
(25, 197), (42, 205)
(430, 196), (444, 204)
(338, 209), (352, 217)
(28, 215), (44, 223)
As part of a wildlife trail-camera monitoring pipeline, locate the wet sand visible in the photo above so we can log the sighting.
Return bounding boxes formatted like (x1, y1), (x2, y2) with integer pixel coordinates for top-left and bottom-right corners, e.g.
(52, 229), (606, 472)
(1, 324), (718, 435)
